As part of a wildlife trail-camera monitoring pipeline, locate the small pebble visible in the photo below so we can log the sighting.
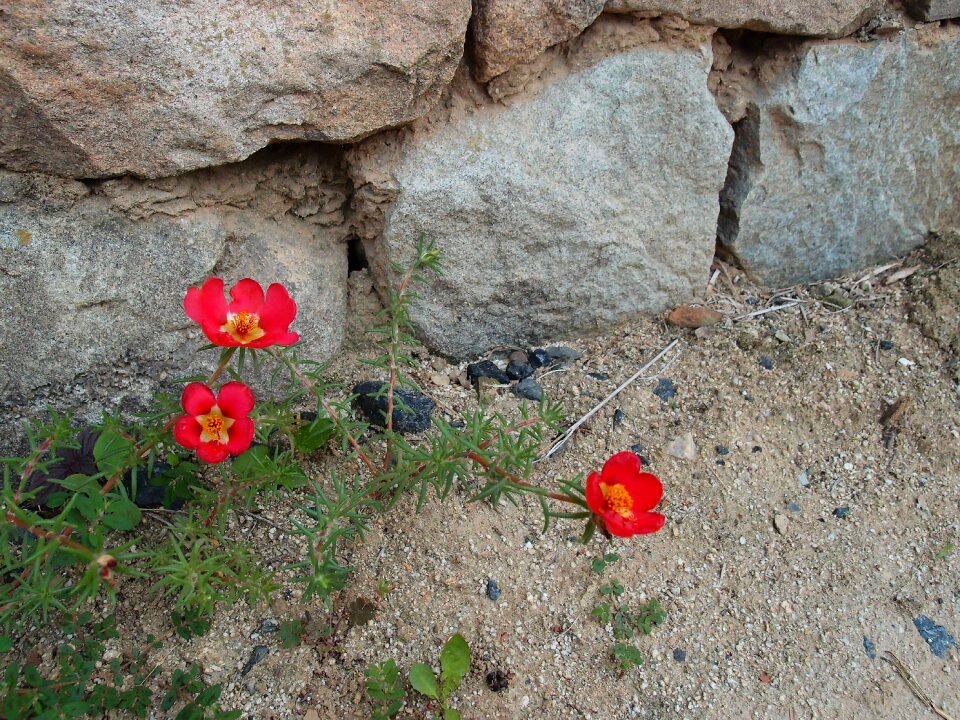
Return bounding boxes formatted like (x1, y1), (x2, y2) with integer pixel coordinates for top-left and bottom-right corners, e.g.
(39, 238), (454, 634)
(653, 378), (677, 401)
(672, 648), (687, 662)
(512, 378), (544, 402)
(863, 636), (877, 660)
(258, 618), (280, 634)
(832, 506), (851, 519)
(506, 360), (535, 381)
(528, 348), (550, 368)
(773, 514), (789, 534)
(879, 339), (894, 350)
(716, 459), (725, 466)
(759, 356), (774, 370)
(665, 432), (698, 461)
(612, 409), (625, 430)
(752, 445), (762, 453)
(486, 578), (501, 601)
(544, 346), (582, 365)
(715, 445), (729, 455)
(240, 646), (269, 676)
(353, 381), (435, 434)
(467, 360), (511, 385)
(485, 669), (509, 692)
(799, 471), (810, 487)
(787, 502), (801, 513)
(913, 615), (957, 658)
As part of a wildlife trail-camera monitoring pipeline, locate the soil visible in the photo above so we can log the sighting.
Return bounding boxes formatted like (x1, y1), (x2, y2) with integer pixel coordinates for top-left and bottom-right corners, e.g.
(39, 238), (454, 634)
(17, 246), (960, 719)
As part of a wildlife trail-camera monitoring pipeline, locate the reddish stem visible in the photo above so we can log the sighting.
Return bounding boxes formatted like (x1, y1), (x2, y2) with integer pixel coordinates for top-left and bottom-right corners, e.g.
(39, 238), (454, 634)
(464, 451), (580, 505)
(5, 510), (91, 554)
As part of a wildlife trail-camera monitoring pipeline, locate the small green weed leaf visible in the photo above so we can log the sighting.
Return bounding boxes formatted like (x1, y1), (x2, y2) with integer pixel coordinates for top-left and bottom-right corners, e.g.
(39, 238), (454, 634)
(292, 418), (335, 454)
(94, 430), (136, 477)
(409, 663), (440, 700)
(935, 543), (954, 559)
(443, 709), (462, 720)
(612, 643), (644, 670)
(439, 634), (470, 698)
(102, 497), (142, 530)
(196, 684), (222, 707)
(0, 636), (12, 652)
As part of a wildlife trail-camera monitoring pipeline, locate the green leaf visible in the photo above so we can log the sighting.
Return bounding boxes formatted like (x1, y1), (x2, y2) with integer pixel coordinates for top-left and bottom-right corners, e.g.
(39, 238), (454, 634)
(292, 418), (335, 454)
(102, 497), (142, 530)
(0, 636), (12, 653)
(409, 663), (440, 700)
(439, 634), (470, 698)
(443, 709), (462, 720)
(94, 430), (137, 477)
(195, 684), (222, 707)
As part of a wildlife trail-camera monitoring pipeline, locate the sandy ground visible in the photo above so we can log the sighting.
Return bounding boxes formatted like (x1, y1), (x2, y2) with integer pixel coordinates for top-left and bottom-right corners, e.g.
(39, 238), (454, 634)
(20, 240), (960, 720)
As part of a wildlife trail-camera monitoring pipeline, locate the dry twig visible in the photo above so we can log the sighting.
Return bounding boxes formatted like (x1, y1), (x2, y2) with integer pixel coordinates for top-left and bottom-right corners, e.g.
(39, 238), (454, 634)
(881, 651), (956, 720)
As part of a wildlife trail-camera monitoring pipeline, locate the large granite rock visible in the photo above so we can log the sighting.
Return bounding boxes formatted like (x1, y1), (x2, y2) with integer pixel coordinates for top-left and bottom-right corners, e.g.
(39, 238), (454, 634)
(469, 0), (605, 81)
(606, 1), (878, 37)
(718, 28), (960, 286)
(903, 0), (960, 21)
(0, 0), (471, 178)
(470, 0), (877, 81)
(354, 43), (733, 358)
(0, 162), (347, 444)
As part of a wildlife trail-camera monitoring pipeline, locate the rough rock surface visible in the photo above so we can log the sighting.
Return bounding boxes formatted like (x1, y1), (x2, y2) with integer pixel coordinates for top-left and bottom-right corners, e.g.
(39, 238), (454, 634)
(903, 0), (960, 21)
(606, 1), (878, 37)
(469, 0), (605, 81)
(355, 43), (732, 358)
(719, 29), (960, 286)
(0, 0), (471, 178)
(0, 165), (346, 445)
(469, 0), (878, 81)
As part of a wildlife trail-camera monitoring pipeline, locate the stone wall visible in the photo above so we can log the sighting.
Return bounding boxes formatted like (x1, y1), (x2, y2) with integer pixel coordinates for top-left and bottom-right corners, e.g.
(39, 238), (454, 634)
(1, 1), (958, 436)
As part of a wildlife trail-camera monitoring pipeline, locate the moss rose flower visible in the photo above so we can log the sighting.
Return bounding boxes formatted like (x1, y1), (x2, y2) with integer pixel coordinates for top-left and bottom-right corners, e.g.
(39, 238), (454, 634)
(184, 278), (299, 348)
(586, 451), (665, 537)
(173, 381), (256, 463)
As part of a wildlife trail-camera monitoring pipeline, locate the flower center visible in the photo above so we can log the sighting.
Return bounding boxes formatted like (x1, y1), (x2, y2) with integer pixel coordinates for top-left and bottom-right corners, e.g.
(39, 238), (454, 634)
(197, 406), (234, 444)
(600, 483), (634, 518)
(221, 310), (266, 344)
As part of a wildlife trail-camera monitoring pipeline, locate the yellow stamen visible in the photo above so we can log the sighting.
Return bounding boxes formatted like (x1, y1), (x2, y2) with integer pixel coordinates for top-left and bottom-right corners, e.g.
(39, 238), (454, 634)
(220, 310), (266, 344)
(600, 482), (634, 518)
(197, 406), (235, 444)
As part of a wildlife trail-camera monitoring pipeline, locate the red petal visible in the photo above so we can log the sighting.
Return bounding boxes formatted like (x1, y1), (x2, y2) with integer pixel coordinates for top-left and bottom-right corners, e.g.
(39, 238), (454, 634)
(601, 510), (665, 537)
(585, 471), (604, 514)
(196, 442), (230, 464)
(199, 320), (240, 347)
(184, 278), (227, 325)
(601, 451), (642, 485)
(181, 382), (216, 415)
(217, 381), (255, 419)
(226, 417), (255, 455)
(173, 415), (202, 449)
(228, 279), (265, 314)
(258, 283), (297, 332)
(248, 330), (299, 348)
(620, 471), (663, 513)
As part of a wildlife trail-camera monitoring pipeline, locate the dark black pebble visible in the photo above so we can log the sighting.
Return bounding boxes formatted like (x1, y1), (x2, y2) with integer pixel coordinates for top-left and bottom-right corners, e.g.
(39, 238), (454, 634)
(752, 446), (762, 453)
(716, 459), (725, 466)
(913, 615), (957, 658)
(486, 670), (509, 692)
(746, 297), (760, 306)
(528, 348), (550, 368)
(862, 636), (876, 660)
(241, 646), (269, 676)
(716, 445), (729, 455)
(613, 409), (625, 430)
(544, 346), (582, 365)
(832, 506), (850, 519)
(353, 381), (435, 434)
(259, 619), (280, 634)
(512, 378), (543, 402)
(467, 360), (512, 384)
(787, 502), (801, 513)
(759, 356), (774, 370)
(672, 648), (687, 662)
(653, 378), (677, 402)
(506, 360), (535, 381)
(587, 371), (610, 381)
(879, 339), (894, 350)
(486, 578), (501, 601)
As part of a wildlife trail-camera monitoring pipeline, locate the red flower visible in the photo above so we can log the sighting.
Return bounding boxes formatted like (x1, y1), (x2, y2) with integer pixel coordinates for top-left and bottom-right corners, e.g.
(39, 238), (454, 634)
(585, 451), (665, 537)
(184, 278), (299, 348)
(173, 381), (256, 463)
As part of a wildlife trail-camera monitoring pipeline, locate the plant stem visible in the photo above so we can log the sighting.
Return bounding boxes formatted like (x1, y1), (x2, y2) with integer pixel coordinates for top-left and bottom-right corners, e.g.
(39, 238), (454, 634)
(383, 265), (417, 472)
(464, 451), (582, 505)
(4, 510), (92, 554)
(207, 347), (238, 386)
(269, 349), (378, 475)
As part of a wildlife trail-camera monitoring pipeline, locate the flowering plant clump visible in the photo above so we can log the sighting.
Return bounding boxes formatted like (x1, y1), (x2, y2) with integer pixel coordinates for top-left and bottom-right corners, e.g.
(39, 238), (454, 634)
(0, 240), (667, 716)
(585, 451), (665, 538)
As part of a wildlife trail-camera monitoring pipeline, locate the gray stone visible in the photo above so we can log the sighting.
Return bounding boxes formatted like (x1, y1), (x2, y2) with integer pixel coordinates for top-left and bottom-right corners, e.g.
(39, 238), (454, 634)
(0, 0), (471, 178)
(358, 45), (732, 358)
(719, 29), (960, 287)
(904, 0), (960, 21)
(0, 166), (346, 448)
(606, 0), (878, 37)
